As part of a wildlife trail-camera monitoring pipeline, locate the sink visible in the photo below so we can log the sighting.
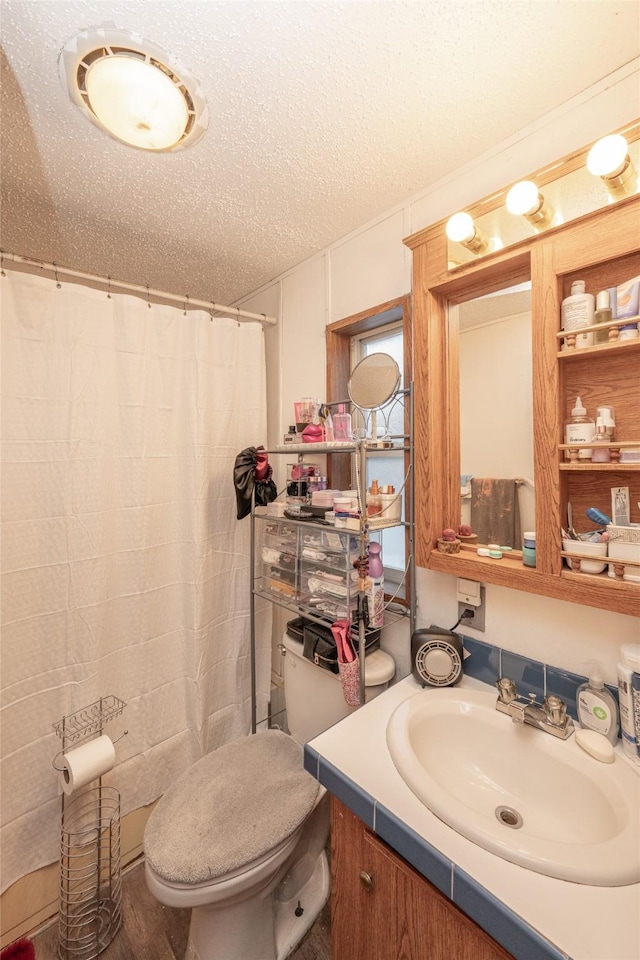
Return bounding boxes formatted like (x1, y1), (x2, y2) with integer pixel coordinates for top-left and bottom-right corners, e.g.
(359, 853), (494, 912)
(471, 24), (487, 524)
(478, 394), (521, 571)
(386, 686), (640, 886)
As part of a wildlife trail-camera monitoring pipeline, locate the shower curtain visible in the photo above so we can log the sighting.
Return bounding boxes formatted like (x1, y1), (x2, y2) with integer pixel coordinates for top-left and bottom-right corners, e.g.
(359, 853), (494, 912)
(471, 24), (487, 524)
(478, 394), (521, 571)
(0, 270), (271, 892)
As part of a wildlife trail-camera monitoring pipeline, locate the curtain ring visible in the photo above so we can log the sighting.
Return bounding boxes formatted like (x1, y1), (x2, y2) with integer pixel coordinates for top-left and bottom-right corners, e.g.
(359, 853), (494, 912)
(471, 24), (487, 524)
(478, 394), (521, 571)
(236, 306), (241, 328)
(147, 284), (151, 309)
(53, 261), (61, 289)
(184, 295), (189, 317)
(0, 251), (5, 277)
(107, 276), (112, 299)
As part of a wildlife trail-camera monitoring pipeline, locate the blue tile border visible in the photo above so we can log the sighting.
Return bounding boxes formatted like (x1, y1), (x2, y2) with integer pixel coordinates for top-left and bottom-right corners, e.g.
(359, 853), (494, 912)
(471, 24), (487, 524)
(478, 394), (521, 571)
(375, 802), (452, 897)
(316, 756), (375, 827)
(460, 635), (501, 686)
(453, 867), (569, 960)
(501, 650), (545, 702)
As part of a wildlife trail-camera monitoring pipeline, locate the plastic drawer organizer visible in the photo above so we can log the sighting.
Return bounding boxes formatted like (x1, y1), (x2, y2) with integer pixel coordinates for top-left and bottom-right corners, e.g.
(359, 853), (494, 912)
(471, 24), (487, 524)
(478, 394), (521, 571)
(52, 696), (127, 960)
(258, 520), (360, 620)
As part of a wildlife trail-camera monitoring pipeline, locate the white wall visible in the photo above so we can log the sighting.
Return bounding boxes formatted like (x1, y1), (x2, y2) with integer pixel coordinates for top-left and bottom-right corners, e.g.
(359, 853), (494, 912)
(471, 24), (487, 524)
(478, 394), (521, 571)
(237, 61), (640, 687)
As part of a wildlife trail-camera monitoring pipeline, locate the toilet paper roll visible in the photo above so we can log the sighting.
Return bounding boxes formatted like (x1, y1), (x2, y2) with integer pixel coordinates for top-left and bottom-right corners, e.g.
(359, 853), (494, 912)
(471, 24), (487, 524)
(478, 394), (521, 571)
(59, 735), (116, 795)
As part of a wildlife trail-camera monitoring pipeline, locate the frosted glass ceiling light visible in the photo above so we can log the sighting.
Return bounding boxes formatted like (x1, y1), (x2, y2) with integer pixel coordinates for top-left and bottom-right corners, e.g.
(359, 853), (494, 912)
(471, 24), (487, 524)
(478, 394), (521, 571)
(59, 25), (208, 152)
(586, 134), (637, 200)
(506, 180), (555, 230)
(445, 212), (488, 254)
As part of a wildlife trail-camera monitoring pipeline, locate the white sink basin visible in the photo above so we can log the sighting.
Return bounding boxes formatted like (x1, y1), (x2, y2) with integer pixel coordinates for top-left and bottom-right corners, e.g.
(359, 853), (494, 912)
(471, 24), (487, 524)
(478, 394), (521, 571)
(386, 686), (640, 886)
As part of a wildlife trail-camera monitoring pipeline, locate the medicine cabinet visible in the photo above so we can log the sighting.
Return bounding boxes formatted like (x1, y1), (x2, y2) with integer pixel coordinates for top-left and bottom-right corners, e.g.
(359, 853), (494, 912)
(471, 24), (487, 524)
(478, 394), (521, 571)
(404, 136), (640, 618)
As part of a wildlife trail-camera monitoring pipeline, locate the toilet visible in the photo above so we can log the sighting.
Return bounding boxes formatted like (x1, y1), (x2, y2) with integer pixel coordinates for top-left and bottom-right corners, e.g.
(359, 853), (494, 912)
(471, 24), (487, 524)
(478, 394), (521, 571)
(144, 630), (395, 960)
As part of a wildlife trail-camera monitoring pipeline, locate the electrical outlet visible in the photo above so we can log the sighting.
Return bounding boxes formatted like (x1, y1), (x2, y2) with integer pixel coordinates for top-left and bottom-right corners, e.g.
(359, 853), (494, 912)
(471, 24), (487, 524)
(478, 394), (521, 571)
(458, 586), (486, 632)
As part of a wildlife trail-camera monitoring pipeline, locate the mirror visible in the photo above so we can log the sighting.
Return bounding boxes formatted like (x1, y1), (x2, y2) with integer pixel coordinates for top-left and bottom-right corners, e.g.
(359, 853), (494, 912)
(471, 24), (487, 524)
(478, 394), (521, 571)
(454, 282), (534, 548)
(348, 352), (400, 410)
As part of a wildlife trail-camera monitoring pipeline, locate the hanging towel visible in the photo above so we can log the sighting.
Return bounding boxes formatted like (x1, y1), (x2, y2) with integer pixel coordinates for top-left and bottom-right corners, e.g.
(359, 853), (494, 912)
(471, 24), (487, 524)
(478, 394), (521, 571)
(470, 478), (522, 550)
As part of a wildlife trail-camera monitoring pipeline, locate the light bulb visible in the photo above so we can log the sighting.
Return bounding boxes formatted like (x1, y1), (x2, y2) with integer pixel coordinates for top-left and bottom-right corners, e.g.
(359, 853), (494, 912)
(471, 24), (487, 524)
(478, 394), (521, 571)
(586, 134), (636, 199)
(587, 135), (628, 177)
(86, 55), (189, 150)
(445, 212), (488, 254)
(506, 180), (555, 229)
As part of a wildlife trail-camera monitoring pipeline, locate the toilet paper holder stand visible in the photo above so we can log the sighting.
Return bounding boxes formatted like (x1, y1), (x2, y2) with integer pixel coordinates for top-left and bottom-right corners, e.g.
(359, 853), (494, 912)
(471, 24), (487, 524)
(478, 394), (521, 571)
(52, 694), (128, 772)
(52, 695), (128, 960)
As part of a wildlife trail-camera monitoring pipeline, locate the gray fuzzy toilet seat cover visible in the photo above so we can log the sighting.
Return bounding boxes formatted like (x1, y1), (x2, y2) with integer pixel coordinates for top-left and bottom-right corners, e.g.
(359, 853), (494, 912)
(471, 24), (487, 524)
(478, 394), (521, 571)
(144, 729), (320, 884)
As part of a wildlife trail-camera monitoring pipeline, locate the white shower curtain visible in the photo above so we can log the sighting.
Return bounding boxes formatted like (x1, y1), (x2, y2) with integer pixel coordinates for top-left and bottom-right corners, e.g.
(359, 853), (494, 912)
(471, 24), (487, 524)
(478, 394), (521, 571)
(0, 270), (271, 892)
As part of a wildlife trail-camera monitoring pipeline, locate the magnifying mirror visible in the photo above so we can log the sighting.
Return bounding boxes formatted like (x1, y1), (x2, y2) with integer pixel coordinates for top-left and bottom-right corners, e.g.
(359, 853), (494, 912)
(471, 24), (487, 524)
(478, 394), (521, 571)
(348, 353), (401, 410)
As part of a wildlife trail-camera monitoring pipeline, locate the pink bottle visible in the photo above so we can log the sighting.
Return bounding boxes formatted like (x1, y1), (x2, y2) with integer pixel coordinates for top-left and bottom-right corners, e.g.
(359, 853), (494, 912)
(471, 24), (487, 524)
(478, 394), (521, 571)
(333, 404), (352, 441)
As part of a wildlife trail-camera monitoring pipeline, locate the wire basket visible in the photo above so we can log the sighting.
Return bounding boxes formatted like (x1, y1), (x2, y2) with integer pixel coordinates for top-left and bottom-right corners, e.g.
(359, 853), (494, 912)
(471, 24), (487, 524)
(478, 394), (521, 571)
(58, 785), (122, 960)
(607, 523), (640, 544)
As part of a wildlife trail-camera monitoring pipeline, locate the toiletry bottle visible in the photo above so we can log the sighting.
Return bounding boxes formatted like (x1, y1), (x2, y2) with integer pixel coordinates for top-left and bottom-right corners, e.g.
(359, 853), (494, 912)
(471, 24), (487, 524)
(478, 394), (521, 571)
(596, 404), (616, 441)
(577, 663), (620, 745)
(561, 280), (595, 348)
(366, 479), (382, 517)
(617, 643), (640, 762)
(565, 397), (594, 461)
(590, 417), (611, 463)
(594, 290), (613, 344)
(522, 531), (536, 567)
(366, 542), (384, 628)
(333, 404), (352, 441)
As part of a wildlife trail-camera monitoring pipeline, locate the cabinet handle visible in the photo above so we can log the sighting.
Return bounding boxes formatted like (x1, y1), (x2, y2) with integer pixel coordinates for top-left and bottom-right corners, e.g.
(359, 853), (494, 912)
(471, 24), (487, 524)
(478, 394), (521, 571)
(359, 870), (374, 891)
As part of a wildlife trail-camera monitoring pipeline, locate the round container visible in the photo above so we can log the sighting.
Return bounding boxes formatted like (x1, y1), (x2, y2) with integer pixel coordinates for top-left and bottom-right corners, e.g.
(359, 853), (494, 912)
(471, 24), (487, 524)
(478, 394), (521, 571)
(523, 531), (536, 568)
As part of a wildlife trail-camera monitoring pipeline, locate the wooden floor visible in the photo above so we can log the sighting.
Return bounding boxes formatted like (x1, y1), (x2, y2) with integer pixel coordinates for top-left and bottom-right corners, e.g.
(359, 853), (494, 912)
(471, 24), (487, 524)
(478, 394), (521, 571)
(31, 859), (332, 960)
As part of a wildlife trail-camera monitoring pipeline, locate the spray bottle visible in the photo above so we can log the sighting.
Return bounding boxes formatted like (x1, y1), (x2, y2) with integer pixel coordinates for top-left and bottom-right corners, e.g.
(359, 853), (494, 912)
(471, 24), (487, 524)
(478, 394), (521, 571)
(365, 542), (384, 628)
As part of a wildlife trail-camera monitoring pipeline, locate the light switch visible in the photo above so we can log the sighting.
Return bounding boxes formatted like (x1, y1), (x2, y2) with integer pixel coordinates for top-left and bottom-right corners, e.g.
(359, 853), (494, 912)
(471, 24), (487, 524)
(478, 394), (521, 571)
(457, 577), (481, 607)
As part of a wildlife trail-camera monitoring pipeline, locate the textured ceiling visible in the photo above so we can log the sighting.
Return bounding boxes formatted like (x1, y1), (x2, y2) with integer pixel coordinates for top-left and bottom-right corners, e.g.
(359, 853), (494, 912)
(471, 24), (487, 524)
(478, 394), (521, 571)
(1, 1), (639, 307)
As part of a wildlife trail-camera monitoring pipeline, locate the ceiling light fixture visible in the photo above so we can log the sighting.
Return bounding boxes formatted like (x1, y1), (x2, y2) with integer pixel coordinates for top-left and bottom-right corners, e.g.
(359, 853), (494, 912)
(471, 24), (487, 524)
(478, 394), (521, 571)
(445, 212), (489, 254)
(59, 25), (208, 151)
(586, 134), (637, 200)
(505, 180), (555, 230)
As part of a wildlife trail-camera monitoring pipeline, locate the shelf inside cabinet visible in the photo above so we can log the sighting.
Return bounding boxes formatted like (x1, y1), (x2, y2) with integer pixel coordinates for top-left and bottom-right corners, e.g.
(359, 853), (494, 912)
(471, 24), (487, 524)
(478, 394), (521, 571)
(557, 336), (640, 360)
(559, 462), (640, 471)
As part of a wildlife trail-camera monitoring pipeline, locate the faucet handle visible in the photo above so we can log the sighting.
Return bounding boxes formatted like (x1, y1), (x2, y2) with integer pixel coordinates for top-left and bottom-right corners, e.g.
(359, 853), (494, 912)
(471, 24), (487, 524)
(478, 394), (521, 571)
(543, 694), (568, 727)
(496, 677), (518, 703)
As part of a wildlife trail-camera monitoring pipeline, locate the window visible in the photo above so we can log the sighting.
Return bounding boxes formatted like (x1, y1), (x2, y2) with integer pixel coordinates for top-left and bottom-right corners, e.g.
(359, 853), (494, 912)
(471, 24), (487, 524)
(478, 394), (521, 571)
(325, 295), (412, 598)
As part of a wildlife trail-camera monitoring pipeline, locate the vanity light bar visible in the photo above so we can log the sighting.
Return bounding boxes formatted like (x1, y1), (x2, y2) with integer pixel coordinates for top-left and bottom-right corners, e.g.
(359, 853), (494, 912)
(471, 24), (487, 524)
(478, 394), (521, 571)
(446, 131), (637, 256)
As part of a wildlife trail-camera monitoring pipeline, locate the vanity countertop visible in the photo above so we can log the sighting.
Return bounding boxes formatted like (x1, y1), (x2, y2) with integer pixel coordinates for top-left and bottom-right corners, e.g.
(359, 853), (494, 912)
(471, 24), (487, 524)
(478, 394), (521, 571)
(305, 674), (640, 960)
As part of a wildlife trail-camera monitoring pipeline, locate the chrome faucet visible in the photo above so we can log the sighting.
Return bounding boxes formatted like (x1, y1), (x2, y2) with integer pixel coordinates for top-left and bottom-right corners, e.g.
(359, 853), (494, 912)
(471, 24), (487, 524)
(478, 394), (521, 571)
(495, 677), (574, 740)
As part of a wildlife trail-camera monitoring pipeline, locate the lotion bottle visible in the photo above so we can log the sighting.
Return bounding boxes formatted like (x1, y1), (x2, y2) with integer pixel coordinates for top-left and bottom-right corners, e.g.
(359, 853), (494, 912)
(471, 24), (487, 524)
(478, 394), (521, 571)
(594, 289), (613, 344)
(577, 662), (620, 745)
(617, 643), (640, 762)
(561, 280), (595, 348)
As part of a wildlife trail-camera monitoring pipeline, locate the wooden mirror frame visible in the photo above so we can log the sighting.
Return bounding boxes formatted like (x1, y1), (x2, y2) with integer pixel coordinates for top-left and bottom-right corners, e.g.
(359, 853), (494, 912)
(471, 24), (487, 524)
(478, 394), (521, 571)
(405, 193), (640, 618)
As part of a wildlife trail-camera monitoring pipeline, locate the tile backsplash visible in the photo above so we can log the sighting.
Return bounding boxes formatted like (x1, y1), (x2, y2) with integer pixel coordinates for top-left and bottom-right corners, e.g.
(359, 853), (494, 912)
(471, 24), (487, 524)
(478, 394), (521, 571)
(460, 634), (619, 726)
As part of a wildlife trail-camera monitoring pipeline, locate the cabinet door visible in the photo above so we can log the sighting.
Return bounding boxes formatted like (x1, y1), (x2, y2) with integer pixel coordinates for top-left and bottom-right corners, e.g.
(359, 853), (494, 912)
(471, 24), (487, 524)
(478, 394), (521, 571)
(331, 796), (512, 960)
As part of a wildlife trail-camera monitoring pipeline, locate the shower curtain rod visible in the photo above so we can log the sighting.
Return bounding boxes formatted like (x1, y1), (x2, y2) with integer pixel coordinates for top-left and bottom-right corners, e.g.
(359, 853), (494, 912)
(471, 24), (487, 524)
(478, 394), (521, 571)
(1, 252), (278, 326)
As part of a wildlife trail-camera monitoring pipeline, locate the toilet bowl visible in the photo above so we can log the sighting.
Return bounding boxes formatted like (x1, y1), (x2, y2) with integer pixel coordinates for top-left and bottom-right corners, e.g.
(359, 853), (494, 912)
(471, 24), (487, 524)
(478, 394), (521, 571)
(144, 630), (395, 960)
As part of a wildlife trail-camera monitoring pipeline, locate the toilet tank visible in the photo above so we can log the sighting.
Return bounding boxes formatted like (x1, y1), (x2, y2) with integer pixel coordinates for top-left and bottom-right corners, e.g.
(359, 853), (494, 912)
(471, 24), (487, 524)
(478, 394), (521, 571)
(282, 631), (394, 745)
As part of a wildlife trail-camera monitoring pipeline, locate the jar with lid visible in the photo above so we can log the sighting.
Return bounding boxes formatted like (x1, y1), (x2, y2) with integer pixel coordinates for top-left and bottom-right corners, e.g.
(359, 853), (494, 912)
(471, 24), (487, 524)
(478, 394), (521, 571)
(523, 531), (536, 568)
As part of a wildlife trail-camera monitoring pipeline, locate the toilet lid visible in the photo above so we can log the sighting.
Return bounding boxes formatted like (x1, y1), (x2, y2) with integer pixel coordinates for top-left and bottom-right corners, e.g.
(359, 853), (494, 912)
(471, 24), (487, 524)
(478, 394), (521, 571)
(144, 729), (319, 885)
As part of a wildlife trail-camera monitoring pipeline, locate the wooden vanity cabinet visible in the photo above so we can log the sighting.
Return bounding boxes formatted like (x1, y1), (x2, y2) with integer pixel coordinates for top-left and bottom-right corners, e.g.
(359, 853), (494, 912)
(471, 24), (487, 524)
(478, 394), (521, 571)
(404, 192), (640, 617)
(330, 796), (513, 960)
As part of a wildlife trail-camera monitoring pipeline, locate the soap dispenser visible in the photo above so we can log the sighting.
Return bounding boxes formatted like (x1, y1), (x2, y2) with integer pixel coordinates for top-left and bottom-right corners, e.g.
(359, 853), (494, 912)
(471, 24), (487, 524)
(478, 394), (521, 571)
(577, 662), (620, 745)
